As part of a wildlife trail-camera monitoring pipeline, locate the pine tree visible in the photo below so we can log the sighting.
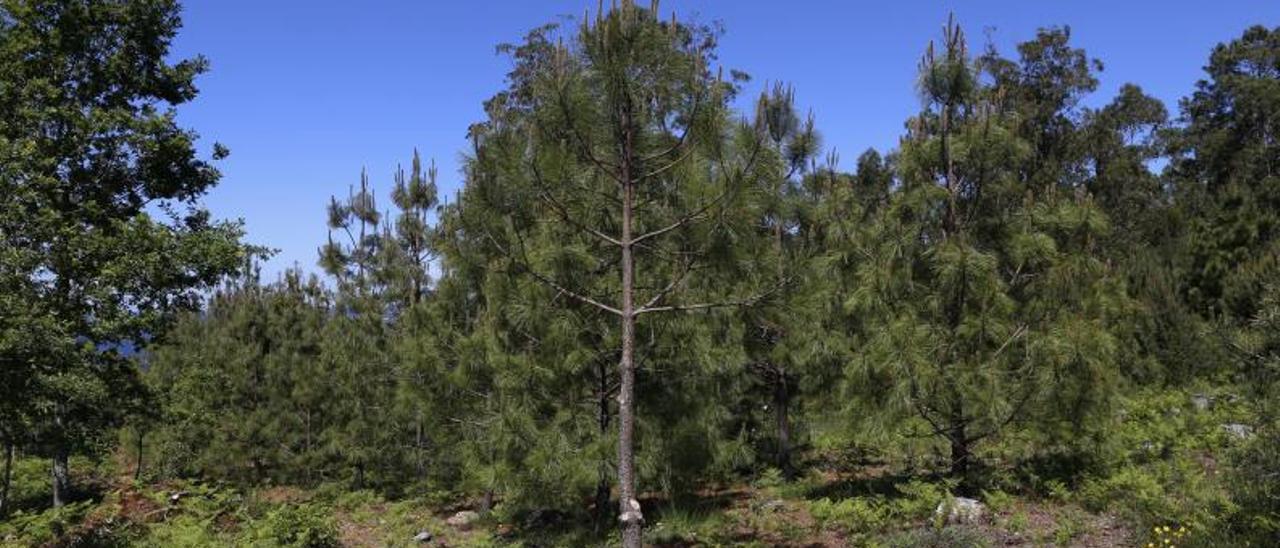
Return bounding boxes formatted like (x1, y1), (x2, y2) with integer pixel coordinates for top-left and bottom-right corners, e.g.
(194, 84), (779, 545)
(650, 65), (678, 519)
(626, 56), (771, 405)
(849, 17), (1123, 487)
(448, 3), (782, 543)
(736, 83), (824, 478)
(147, 265), (331, 484)
(1170, 25), (1280, 324)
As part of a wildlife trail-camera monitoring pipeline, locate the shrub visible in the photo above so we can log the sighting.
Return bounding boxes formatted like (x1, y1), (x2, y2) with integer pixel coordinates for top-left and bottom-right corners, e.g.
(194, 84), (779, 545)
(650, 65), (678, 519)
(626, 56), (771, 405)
(241, 503), (339, 548)
(808, 496), (889, 537)
(889, 479), (950, 521)
(884, 525), (990, 548)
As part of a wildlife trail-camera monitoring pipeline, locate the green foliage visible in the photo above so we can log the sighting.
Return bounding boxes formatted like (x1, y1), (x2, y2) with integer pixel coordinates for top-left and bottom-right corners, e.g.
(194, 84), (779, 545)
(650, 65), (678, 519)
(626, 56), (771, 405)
(241, 503), (339, 548)
(883, 525), (990, 548)
(809, 496), (890, 539)
(0, 0), (252, 506)
(0, 500), (97, 545)
(6, 2), (1279, 545)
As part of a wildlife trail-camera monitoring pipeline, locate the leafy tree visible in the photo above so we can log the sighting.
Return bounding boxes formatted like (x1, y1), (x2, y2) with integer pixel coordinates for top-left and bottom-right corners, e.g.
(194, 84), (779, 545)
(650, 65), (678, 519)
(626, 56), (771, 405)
(0, 0), (249, 505)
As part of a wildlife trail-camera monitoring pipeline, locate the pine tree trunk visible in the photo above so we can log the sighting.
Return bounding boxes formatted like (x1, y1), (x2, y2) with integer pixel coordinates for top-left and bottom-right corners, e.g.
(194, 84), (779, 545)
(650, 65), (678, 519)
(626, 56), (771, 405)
(134, 428), (145, 481)
(481, 488), (495, 515)
(51, 447), (70, 507)
(774, 369), (793, 479)
(949, 400), (970, 492)
(949, 432), (970, 490)
(1, 441), (13, 515)
(596, 361), (612, 531)
(617, 145), (643, 548)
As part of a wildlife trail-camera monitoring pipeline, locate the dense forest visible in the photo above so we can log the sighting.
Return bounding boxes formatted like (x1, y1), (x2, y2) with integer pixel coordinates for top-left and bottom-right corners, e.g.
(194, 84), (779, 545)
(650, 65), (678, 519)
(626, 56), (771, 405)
(3, 0), (1280, 546)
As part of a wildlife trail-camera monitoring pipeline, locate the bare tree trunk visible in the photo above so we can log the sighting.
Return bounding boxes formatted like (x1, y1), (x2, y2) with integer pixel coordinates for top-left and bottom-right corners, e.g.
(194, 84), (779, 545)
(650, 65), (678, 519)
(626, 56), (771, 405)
(949, 400), (971, 493)
(617, 139), (643, 548)
(595, 360), (612, 531)
(134, 428), (145, 481)
(51, 447), (70, 507)
(1, 441), (13, 515)
(773, 368), (793, 479)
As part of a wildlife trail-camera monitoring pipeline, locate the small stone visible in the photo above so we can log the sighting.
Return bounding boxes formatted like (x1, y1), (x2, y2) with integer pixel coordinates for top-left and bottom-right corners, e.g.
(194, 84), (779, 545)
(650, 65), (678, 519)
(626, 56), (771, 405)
(413, 531), (433, 543)
(1222, 423), (1254, 439)
(935, 496), (985, 525)
(446, 510), (480, 530)
(758, 499), (786, 513)
(1191, 394), (1212, 411)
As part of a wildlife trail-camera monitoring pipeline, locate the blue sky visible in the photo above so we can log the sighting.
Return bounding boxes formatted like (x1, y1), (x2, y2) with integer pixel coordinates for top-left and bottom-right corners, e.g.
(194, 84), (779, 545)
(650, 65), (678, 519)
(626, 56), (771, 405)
(170, 1), (1277, 277)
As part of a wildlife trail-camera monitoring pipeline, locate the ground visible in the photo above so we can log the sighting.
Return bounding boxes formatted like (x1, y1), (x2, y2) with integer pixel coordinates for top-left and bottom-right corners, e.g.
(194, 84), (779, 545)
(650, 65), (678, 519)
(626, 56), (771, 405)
(0, 385), (1251, 546)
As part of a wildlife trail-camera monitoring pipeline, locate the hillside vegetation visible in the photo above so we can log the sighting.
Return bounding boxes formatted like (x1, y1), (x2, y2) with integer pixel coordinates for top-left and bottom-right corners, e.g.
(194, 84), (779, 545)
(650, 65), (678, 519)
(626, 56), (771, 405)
(3, 1), (1280, 546)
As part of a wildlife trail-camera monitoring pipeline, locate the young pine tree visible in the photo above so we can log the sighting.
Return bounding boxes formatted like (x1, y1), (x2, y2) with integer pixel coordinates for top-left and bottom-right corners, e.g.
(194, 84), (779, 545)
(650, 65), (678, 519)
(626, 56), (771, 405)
(849, 18), (1123, 488)
(449, 3), (782, 543)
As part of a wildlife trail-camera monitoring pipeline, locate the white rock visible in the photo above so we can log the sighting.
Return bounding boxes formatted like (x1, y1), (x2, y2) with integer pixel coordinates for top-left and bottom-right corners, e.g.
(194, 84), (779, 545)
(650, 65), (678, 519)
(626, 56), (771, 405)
(935, 496), (985, 525)
(1222, 423), (1255, 439)
(446, 510), (480, 530)
(412, 531), (433, 543)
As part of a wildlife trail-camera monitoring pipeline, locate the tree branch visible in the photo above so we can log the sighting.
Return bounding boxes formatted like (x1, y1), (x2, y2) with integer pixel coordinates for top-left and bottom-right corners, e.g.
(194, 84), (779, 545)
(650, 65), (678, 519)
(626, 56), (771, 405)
(635, 277), (788, 316)
(530, 160), (622, 246)
(483, 230), (623, 317)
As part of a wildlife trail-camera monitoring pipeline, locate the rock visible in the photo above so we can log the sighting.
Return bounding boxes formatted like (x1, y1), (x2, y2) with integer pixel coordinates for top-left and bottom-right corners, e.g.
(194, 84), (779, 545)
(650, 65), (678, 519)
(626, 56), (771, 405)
(758, 499), (786, 513)
(1191, 393), (1212, 411)
(935, 496), (985, 525)
(1222, 423), (1255, 439)
(1139, 440), (1157, 452)
(446, 510), (480, 530)
(412, 531), (433, 543)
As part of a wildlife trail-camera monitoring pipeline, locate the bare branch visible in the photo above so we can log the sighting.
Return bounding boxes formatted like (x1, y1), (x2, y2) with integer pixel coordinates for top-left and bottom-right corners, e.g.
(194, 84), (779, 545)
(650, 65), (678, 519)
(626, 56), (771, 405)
(638, 256), (696, 310)
(631, 189), (731, 246)
(641, 145), (695, 180)
(530, 160), (622, 246)
(554, 84), (624, 184)
(483, 230), (623, 317)
(635, 277), (788, 316)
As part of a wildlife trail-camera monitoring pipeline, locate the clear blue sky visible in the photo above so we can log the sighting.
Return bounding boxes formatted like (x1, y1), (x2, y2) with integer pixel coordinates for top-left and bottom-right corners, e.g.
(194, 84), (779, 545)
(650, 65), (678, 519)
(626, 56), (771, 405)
(170, 1), (1278, 277)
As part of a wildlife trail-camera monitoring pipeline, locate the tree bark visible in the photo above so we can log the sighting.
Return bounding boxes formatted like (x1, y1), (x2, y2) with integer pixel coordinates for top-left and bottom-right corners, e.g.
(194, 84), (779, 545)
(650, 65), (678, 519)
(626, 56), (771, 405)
(51, 447), (70, 507)
(617, 122), (643, 548)
(134, 428), (145, 481)
(481, 488), (495, 515)
(1, 441), (13, 515)
(949, 400), (971, 493)
(595, 360), (612, 531)
(773, 368), (793, 479)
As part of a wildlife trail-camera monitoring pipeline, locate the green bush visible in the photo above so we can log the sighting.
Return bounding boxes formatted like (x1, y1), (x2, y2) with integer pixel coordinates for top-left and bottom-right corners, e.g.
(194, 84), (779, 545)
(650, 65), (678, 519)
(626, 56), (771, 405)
(0, 501), (97, 545)
(1225, 426), (1280, 542)
(808, 496), (889, 537)
(883, 525), (990, 548)
(889, 479), (950, 521)
(241, 503), (339, 548)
